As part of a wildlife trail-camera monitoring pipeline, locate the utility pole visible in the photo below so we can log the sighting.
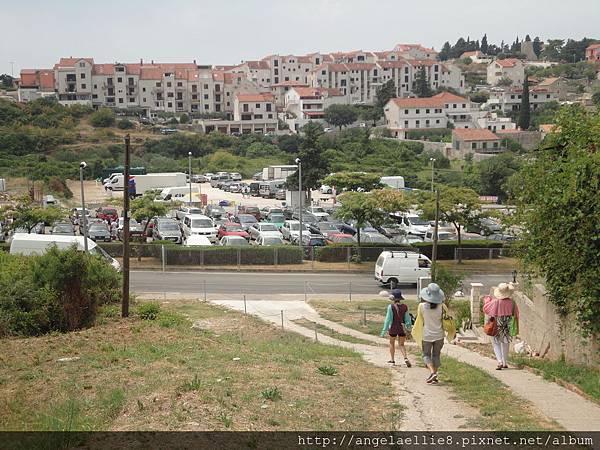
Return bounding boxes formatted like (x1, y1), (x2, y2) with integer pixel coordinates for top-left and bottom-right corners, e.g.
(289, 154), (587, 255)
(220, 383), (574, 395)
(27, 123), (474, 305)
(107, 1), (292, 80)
(430, 157), (436, 193)
(296, 158), (303, 251)
(79, 162), (89, 253)
(431, 189), (440, 282)
(122, 135), (131, 318)
(188, 151), (192, 204)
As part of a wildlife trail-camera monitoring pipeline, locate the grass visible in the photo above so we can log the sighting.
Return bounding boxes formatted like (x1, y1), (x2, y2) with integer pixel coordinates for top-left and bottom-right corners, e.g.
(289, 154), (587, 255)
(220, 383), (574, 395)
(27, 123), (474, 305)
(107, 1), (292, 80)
(465, 343), (600, 405)
(436, 356), (560, 431)
(292, 318), (375, 345)
(439, 258), (519, 274)
(0, 299), (399, 431)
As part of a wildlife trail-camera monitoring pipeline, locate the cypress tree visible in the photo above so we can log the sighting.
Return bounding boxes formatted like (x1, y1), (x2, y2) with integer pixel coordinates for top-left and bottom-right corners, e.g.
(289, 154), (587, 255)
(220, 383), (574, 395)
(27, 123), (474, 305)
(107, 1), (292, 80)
(481, 34), (489, 54)
(415, 66), (432, 97)
(518, 78), (531, 130)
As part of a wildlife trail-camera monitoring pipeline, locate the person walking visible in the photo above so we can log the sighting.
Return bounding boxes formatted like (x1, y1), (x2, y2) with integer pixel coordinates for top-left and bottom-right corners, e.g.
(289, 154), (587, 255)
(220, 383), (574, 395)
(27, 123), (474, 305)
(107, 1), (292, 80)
(483, 283), (519, 370)
(380, 289), (413, 367)
(411, 283), (456, 384)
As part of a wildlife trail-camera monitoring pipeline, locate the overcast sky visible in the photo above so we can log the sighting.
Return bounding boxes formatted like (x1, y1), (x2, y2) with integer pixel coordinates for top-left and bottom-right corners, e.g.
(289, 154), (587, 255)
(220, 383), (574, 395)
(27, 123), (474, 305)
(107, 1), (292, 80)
(2, 0), (599, 75)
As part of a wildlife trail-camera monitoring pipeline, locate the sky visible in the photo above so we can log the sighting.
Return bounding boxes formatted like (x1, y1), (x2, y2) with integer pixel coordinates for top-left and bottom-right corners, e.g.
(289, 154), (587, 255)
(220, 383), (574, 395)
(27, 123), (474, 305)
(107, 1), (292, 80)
(1, 0), (599, 75)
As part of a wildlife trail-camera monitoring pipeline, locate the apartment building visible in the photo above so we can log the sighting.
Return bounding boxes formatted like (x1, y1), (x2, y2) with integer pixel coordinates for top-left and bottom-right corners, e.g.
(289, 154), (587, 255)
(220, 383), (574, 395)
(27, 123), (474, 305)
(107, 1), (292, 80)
(262, 53), (327, 86)
(585, 44), (600, 62)
(283, 86), (346, 131)
(384, 92), (474, 138)
(460, 51), (492, 64)
(486, 86), (559, 113)
(393, 44), (439, 60)
(452, 128), (503, 153)
(17, 69), (55, 102)
(270, 80), (308, 107)
(54, 57), (94, 104)
(476, 112), (516, 133)
(308, 62), (379, 104)
(487, 58), (525, 86)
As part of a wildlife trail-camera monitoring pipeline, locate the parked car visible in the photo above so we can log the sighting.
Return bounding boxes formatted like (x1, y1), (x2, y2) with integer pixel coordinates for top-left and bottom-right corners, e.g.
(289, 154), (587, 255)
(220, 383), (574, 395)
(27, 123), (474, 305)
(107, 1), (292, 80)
(424, 230), (456, 242)
(191, 174), (209, 183)
(181, 214), (218, 242)
(252, 172), (262, 181)
(232, 214), (258, 230)
(238, 205), (261, 220)
(247, 222), (282, 240)
(184, 235), (212, 246)
(228, 182), (242, 193)
(320, 185), (333, 194)
(260, 206), (283, 219)
(326, 233), (355, 244)
(95, 207), (118, 222)
(404, 234), (424, 245)
(377, 222), (405, 238)
(176, 206), (203, 221)
(219, 235), (250, 246)
(229, 172), (242, 181)
(51, 222), (76, 236)
(466, 218), (503, 236)
(487, 233), (518, 243)
(360, 232), (393, 245)
(254, 235), (285, 246)
(338, 221), (378, 236)
(300, 234), (328, 258)
(274, 189), (286, 200)
(152, 218), (183, 243)
(281, 220), (310, 243)
(117, 218), (144, 240)
(88, 223), (112, 242)
(218, 222), (250, 240)
(307, 221), (340, 239)
(204, 204), (226, 219)
(292, 212), (319, 226)
(266, 213), (285, 229)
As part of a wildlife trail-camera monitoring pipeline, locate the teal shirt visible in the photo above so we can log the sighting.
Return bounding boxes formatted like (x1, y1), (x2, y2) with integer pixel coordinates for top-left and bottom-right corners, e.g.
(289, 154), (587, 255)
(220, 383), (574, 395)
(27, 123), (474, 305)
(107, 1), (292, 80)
(380, 303), (412, 337)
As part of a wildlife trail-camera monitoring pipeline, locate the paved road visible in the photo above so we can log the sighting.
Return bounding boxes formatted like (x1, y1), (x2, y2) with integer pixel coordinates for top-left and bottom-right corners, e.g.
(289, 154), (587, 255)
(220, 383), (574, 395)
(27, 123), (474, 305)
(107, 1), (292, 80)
(131, 270), (511, 296)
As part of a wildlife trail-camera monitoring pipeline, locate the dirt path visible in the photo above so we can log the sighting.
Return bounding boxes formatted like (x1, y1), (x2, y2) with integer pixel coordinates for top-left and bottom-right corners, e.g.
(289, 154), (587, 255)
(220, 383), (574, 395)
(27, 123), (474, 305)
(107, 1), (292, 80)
(209, 299), (479, 431)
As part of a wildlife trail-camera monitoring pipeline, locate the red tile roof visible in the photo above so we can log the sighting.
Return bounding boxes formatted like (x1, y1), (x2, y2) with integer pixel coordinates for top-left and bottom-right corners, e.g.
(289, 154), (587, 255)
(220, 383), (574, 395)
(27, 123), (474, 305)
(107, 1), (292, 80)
(586, 44), (600, 50)
(235, 93), (274, 102)
(39, 70), (55, 89)
(406, 59), (437, 67)
(19, 69), (54, 89)
(139, 67), (164, 80)
(378, 60), (407, 69)
(92, 64), (115, 75)
(19, 72), (37, 87)
(495, 58), (521, 68)
(453, 128), (499, 141)
(246, 60), (270, 70)
(125, 63), (142, 75)
(56, 57), (94, 68)
(432, 92), (469, 104)
(394, 44), (437, 54)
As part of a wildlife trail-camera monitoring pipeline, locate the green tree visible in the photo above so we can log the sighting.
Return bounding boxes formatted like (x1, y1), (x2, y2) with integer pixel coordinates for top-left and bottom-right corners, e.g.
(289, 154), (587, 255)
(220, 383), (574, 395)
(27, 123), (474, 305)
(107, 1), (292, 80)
(334, 191), (385, 246)
(480, 34), (489, 54)
(592, 91), (600, 108)
(518, 78), (531, 130)
(512, 105), (600, 337)
(322, 172), (382, 192)
(117, 119), (134, 130)
(477, 152), (521, 201)
(179, 113), (190, 124)
(89, 108), (116, 128)
(371, 188), (410, 215)
(414, 67), (432, 97)
(376, 80), (396, 109)
(541, 39), (564, 61)
(130, 192), (168, 236)
(469, 91), (489, 103)
(0, 74), (14, 89)
(358, 105), (382, 126)
(0, 197), (64, 233)
(417, 186), (485, 263)
(439, 42), (452, 61)
(324, 104), (358, 130)
(532, 37), (543, 58)
(286, 122), (329, 198)
(497, 77), (513, 87)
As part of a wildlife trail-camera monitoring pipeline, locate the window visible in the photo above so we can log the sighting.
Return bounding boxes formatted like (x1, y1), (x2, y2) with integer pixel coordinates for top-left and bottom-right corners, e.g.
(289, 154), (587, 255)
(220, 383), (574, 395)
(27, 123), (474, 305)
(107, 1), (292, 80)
(177, 102), (183, 108)
(404, 109), (409, 114)
(204, 84), (209, 89)
(255, 114), (263, 119)
(404, 76), (409, 83)
(167, 92), (174, 98)
(129, 77), (134, 85)
(462, 104), (466, 108)
(404, 120), (409, 127)
(321, 70), (326, 75)
(425, 119), (430, 126)
(472, 142), (477, 149)
(533, 94), (538, 99)
(426, 109), (430, 114)
(93, 84), (97, 89)
(80, 73), (86, 79)
(79, 62), (85, 68)
(192, 94), (197, 100)
(436, 119), (440, 124)
(204, 94), (209, 100)
(266, 103), (272, 112)
(168, 102), (172, 108)
(274, 69), (279, 75)
(129, 97), (135, 103)
(242, 114), (252, 121)
(453, 104), (457, 108)
(243, 104), (249, 112)
(204, 104), (209, 110)
(143, 97), (146, 102)
(117, 77), (122, 83)
(177, 93), (182, 100)
(177, 81), (183, 87)
(192, 84), (197, 92)
(156, 82), (161, 87)
(493, 142), (499, 148)
(510, 95), (515, 99)
(92, 94), (97, 99)
(274, 60), (278, 67)
(215, 94), (221, 101)
(156, 102), (159, 107)
(416, 109), (420, 114)
(118, 98), (123, 103)
(167, 82), (172, 87)
(546, 94), (550, 99)
(255, 103), (261, 109)
(142, 87), (146, 92)
(81, 84), (86, 89)
(268, 114), (272, 119)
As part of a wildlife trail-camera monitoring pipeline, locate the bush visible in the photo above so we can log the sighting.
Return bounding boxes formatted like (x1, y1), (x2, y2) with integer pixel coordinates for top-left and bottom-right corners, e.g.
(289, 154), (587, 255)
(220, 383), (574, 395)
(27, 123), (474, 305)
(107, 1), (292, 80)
(0, 247), (121, 337)
(405, 128), (451, 142)
(433, 263), (464, 305)
(137, 302), (161, 320)
(90, 108), (116, 128)
(117, 119), (134, 130)
(179, 114), (189, 124)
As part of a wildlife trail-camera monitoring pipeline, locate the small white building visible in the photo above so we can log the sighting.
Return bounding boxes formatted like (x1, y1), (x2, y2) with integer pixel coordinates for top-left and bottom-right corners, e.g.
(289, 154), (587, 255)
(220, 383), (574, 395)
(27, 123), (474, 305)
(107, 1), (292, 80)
(486, 86), (559, 114)
(476, 112), (516, 133)
(284, 86), (347, 131)
(487, 59), (525, 86)
(460, 51), (492, 64)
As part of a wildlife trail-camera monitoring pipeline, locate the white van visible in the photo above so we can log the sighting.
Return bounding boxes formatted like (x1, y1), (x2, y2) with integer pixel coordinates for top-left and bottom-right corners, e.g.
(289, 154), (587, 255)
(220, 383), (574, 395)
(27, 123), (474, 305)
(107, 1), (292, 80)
(398, 214), (430, 237)
(181, 214), (218, 242)
(159, 186), (200, 202)
(375, 251), (431, 288)
(9, 233), (120, 271)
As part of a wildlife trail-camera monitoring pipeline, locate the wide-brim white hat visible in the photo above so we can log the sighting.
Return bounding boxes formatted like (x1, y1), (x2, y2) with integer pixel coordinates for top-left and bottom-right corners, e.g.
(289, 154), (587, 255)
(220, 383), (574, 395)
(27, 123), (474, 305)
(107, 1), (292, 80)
(494, 282), (515, 299)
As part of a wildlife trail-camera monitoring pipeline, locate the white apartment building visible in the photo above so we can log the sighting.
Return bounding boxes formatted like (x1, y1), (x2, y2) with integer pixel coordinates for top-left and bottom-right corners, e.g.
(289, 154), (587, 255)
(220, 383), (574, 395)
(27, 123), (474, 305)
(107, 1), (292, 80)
(54, 57), (94, 105)
(393, 44), (439, 60)
(283, 86), (347, 131)
(475, 112), (516, 133)
(308, 62), (379, 104)
(487, 59), (525, 86)
(460, 51), (492, 64)
(384, 92), (474, 138)
(486, 86), (559, 113)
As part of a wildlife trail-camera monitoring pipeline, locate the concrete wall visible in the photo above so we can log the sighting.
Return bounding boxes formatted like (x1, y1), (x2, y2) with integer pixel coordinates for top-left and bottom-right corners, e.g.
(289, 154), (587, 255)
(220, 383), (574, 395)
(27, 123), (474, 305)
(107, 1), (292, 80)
(498, 130), (542, 150)
(513, 284), (600, 367)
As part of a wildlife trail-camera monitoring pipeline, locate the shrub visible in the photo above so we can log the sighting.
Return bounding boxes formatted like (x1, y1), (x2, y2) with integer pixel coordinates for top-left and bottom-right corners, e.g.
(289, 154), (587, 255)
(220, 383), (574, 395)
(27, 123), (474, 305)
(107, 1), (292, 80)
(0, 247), (121, 337)
(137, 302), (161, 320)
(117, 119), (134, 130)
(433, 264), (464, 305)
(89, 108), (116, 128)
(179, 114), (189, 124)
(157, 310), (187, 328)
(260, 387), (282, 401)
(317, 366), (338, 376)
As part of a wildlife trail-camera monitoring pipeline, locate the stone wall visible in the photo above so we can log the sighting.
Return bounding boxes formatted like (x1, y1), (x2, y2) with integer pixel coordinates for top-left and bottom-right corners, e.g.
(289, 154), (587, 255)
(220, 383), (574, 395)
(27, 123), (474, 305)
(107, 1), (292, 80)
(498, 130), (542, 150)
(513, 284), (600, 367)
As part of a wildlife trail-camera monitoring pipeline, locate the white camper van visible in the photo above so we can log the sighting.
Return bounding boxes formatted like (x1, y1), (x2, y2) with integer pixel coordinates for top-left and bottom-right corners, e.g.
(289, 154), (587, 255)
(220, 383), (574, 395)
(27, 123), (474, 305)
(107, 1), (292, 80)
(159, 185), (200, 202)
(374, 251), (431, 288)
(9, 233), (120, 271)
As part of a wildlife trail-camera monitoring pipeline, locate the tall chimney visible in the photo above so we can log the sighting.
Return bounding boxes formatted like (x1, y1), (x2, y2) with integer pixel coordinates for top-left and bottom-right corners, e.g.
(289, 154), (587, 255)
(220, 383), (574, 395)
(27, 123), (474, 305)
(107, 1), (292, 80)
(193, 59), (197, 65)
(140, 58), (143, 65)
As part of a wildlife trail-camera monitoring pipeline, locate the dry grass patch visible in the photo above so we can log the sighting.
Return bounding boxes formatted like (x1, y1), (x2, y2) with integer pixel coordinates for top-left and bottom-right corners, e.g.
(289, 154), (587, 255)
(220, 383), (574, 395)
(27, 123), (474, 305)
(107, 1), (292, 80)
(291, 318), (377, 346)
(0, 300), (399, 431)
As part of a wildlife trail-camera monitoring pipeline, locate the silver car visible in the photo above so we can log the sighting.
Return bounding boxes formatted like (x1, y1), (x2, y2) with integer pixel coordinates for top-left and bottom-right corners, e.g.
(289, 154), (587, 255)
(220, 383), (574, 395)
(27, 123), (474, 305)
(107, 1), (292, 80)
(88, 223), (112, 242)
(153, 219), (183, 244)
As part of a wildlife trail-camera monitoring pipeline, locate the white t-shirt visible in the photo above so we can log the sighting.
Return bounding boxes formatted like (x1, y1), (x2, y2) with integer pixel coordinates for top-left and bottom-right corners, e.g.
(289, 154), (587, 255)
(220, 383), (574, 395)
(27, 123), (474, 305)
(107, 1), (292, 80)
(420, 302), (444, 342)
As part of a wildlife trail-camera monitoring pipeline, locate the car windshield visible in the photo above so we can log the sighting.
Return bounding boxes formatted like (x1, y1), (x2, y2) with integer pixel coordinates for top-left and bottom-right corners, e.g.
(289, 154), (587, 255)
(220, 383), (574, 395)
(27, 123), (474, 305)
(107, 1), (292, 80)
(244, 207), (259, 213)
(191, 219), (213, 228)
(101, 209), (117, 215)
(308, 238), (326, 246)
(90, 224), (108, 231)
(160, 222), (180, 231)
(228, 238), (249, 245)
(239, 215), (257, 223)
(312, 207), (325, 213)
(54, 225), (73, 232)
(319, 223), (338, 231)
(263, 238), (282, 244)
(129, 219), (139, 226)
(268, 208), (283, 214)
(187, 208), (202, 215)
(366, 235), (391, 243)
(225, 225), (243, 231)
(335, 236), (355, 243)
(269, 214), (284, 222)
(259, 224), (278, 231)
(408, 217), (429, 226)
(289, 223), (304, 231)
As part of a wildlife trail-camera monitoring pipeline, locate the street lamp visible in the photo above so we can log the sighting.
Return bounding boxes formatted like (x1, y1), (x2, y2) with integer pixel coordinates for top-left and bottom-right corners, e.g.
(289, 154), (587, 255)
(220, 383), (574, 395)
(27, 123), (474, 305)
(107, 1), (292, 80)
(429, 157), (436, 192)
(295, 158), (303, 251)
(188, 151), (192, 204)
(79, 161), (89, 252)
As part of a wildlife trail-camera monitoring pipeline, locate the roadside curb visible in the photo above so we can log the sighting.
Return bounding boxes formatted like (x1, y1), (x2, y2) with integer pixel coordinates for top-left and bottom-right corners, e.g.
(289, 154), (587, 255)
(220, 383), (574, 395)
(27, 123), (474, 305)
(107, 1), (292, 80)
(130, 266), (373, 274)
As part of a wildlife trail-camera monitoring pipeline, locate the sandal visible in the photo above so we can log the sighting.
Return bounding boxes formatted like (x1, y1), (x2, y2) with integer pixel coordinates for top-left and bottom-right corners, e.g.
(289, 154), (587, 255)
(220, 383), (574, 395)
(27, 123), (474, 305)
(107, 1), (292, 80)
(387, 360), (395, 365)
(404, 358), (412, 368)
(496, 364), (503, 370)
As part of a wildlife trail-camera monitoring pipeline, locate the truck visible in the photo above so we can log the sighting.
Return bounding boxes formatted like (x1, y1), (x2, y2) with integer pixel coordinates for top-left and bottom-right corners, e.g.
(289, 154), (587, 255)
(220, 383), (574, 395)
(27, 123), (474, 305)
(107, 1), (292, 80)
(104, 172), (187, 195)
(262, 165), (297, 181)
(258, 179), (286, 198)
(101, 166), (146, 180)
(380, 176), (405, 190)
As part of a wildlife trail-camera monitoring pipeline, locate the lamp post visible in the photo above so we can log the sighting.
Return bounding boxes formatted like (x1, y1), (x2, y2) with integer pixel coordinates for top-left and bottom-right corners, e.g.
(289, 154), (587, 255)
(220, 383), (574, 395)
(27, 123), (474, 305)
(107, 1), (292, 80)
(79, 162), (89, 253)
(430, 157), (436, 192)
(188, 151), (192, 204)
(295, 158), (302, 251)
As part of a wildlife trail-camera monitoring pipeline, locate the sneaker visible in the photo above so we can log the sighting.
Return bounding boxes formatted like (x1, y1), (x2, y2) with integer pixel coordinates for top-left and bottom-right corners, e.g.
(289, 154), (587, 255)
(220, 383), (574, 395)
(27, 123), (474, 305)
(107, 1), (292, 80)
(425, 373), (436, 383)
(503, 364), (509, 369)
(431, 376), (439, 385)
(387, 360), (395, 365)
(404, 358), (412, 368)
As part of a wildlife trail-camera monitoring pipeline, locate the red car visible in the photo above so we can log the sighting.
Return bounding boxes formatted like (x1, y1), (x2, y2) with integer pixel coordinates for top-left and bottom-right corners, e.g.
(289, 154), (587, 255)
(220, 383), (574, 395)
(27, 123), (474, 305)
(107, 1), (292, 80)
(218, 222), (250, 240)
(237, 205), (261, 220)
(96, 207), (118, 222)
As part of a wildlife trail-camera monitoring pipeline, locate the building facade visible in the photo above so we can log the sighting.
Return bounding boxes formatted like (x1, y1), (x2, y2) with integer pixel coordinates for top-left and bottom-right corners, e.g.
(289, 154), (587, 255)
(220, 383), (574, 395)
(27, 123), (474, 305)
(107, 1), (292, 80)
(452, 128), (503, 153)
(487, 59), (525, 86)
